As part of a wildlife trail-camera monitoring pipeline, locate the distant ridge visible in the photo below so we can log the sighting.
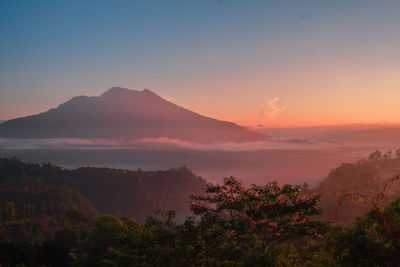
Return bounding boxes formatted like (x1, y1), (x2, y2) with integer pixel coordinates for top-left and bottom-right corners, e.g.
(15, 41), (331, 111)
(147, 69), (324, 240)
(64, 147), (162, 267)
(0, 87), (265, 143)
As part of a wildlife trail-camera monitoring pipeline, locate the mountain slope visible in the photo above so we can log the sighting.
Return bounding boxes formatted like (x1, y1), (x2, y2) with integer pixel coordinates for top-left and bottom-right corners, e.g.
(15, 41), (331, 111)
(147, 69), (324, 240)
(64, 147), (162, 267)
(0, 87), (265, 143)
(0, 158), (207, 229)
(314, 153), (400, 224)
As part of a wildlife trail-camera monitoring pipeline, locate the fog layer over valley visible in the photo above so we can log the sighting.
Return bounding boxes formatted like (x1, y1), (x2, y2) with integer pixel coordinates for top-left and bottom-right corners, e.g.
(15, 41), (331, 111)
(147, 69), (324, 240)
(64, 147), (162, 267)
(2, 122), (398, 185)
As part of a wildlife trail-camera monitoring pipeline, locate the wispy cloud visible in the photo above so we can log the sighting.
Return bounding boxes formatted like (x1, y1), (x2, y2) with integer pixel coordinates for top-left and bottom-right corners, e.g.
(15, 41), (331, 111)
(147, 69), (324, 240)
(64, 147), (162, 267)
(259, 97), (286, 125)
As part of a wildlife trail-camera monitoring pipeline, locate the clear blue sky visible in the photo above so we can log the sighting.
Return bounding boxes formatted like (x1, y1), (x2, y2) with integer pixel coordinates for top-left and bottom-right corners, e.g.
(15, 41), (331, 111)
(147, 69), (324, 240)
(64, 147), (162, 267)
(1, 0), (400, 126)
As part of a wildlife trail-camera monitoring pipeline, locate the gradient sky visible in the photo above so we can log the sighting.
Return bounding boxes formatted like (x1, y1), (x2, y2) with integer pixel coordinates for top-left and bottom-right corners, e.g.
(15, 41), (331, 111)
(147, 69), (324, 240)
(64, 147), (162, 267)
(1, 0), (400, 127)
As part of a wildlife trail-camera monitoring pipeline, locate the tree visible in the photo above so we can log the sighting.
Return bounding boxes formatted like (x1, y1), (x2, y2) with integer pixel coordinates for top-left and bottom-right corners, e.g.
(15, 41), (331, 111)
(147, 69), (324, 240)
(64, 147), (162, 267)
(190, 177), (324, 255)
(332, 175), (400, 265)
(368, 150), (382, 161)
(87, 215), (128, 264)
(328, 198), (400, 266)
(66, 208), (89, 242)
(396, 148), (400, 159)
(383, 149), (392, 160)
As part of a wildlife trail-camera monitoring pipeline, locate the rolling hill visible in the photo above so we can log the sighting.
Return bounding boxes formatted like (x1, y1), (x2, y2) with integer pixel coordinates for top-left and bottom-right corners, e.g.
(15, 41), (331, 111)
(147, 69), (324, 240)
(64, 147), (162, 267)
(0, 157), (207, 242)
(314, 151), (400, 223)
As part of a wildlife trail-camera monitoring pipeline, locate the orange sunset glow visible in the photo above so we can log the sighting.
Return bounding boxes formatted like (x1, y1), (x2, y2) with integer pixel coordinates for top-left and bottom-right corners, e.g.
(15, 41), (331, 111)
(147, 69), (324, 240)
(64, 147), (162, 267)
(1, 1), (400, 265)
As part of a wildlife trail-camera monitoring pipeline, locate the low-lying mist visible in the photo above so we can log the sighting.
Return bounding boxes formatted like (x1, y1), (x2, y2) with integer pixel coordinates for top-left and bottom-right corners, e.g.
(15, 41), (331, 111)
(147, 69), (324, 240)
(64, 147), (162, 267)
(1, 123), (398, 186)
(0, 137), (334, 151)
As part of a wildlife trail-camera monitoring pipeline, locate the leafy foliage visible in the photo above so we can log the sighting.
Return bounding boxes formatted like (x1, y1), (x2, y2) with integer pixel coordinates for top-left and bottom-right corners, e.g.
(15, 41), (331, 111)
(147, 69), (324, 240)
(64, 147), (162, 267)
(327, 198), (400, 266)
(191, 177), (323, 252)
(1, 157), (400, 266)
(0, 157), (206, 238)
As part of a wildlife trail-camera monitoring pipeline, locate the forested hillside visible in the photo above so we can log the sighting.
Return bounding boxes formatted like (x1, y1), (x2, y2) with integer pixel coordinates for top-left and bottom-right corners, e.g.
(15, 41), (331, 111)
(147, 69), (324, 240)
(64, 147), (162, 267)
(315, 149), (400, 223)
(1, 172), (400, 266)
(0, 158), (206, 242)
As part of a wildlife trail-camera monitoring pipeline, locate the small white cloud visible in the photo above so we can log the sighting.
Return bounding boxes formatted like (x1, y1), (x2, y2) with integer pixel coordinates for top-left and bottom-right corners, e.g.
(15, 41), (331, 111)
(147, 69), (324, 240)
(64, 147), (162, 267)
(260, 97), (286, 122)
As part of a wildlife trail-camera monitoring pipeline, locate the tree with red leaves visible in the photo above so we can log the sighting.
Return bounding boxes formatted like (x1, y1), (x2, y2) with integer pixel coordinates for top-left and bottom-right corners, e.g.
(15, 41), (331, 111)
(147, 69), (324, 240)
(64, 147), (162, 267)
(190, 177), (324, 253)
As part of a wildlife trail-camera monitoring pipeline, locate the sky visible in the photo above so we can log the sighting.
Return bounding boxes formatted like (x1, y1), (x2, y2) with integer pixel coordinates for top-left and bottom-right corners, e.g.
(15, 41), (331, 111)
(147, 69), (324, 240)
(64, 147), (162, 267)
(1, 0), (400, 127)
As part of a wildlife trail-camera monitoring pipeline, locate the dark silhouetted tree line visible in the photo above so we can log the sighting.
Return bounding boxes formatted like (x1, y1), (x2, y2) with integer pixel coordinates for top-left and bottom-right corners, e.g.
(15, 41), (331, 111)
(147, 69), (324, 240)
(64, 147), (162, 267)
(1, 157), (400, 266)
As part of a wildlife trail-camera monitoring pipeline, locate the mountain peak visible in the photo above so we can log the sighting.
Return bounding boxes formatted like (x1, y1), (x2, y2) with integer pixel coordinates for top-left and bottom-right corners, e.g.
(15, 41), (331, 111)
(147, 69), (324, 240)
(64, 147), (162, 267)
(101, 87), (159, 98)
(141, 88), (159, 97)
(142, 88), (153, 93)
(102, 86), (133, 96)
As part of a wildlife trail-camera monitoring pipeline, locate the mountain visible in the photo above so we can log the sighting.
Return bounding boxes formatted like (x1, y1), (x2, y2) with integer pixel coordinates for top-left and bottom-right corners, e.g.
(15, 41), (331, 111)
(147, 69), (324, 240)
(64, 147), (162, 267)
(0, 87), (265, 143)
